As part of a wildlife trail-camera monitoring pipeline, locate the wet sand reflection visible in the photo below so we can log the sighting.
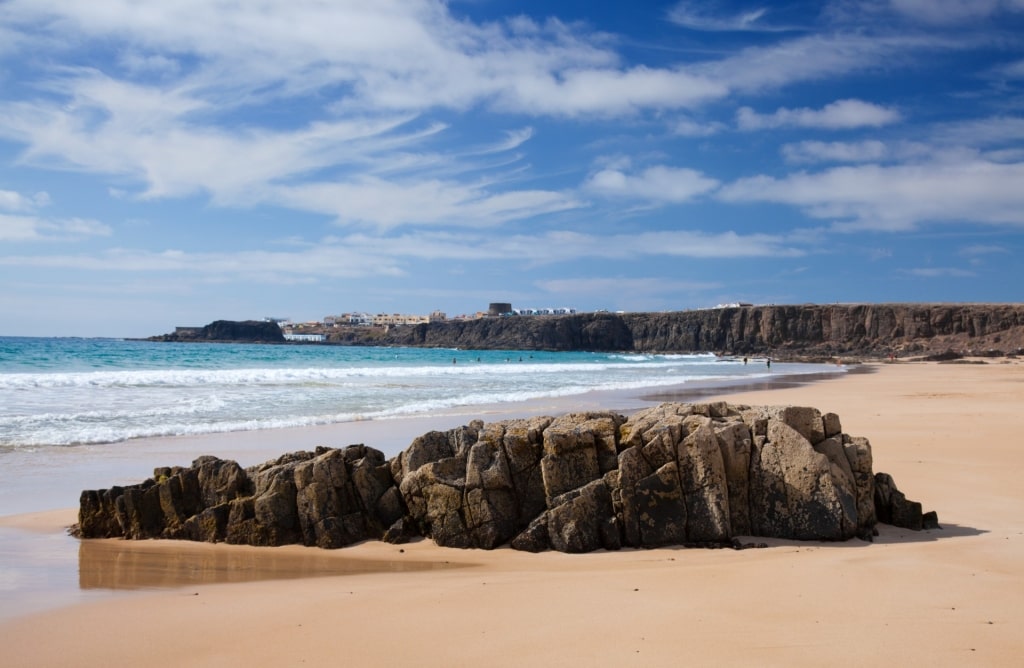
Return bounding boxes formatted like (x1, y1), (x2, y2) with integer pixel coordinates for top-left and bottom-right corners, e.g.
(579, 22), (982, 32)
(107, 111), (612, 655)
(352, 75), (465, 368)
(78, 538), (465, 590)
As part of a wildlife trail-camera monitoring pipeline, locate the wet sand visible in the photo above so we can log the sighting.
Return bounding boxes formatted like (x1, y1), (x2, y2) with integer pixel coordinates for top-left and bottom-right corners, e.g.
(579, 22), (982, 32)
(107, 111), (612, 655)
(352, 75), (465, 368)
(1, 361), (1022, 666)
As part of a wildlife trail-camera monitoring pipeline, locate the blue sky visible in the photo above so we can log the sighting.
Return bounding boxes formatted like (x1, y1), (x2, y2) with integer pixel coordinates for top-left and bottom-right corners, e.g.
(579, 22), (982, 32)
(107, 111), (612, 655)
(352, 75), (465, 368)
(2, 0), (1023, 337)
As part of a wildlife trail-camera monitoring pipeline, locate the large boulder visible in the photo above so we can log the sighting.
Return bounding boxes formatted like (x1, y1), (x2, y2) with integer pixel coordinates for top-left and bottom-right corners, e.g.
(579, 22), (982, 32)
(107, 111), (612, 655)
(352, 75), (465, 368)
(74, 403), (936, 553)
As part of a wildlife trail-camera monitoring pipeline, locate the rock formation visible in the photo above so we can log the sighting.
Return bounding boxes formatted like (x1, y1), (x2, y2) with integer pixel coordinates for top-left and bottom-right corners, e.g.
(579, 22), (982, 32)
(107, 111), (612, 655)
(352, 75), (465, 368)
(75, 403), (936, 553)
(380, 303), (1024, 358)
(145, 304), (1024, 359)
(149, 320), (284, 343)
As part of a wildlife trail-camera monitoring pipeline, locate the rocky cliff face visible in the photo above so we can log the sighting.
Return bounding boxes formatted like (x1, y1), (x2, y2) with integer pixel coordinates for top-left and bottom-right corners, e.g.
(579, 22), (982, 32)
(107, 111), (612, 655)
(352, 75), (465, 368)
(75, 402), (935, 553)
(381, 303), (1024, 358)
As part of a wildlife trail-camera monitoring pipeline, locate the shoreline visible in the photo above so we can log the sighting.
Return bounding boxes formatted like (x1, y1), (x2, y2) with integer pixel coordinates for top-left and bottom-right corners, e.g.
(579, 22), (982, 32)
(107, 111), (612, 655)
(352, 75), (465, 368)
(2, 360), (1022, 665)
(0, 360), (844, 517)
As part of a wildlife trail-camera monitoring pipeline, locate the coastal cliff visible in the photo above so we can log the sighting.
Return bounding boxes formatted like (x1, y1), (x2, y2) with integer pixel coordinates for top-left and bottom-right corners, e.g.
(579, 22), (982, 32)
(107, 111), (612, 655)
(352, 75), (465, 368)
(381, 303), (1024, 358)
(148, 303), (1024, 358)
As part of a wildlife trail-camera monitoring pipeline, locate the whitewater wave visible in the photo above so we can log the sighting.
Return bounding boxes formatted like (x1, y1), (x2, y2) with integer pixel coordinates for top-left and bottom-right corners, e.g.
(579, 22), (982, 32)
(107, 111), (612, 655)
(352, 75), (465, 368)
(0, 358), (730, 390)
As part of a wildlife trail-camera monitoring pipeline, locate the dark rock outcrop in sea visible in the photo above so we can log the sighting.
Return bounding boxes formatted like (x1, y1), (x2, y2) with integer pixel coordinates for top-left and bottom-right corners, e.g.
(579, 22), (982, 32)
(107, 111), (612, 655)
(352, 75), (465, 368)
(75, 402), (937, 552)
(149, 320), (285, 343)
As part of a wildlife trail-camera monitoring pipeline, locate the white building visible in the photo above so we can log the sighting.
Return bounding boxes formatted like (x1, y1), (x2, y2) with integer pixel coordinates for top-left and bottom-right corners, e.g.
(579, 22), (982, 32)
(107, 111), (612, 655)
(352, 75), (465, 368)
(283, 333), (325, 342)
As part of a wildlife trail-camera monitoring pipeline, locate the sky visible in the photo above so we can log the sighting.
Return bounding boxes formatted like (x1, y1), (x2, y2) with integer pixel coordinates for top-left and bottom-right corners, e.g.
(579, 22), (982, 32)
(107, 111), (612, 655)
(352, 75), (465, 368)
(2, 0), (1024, 337)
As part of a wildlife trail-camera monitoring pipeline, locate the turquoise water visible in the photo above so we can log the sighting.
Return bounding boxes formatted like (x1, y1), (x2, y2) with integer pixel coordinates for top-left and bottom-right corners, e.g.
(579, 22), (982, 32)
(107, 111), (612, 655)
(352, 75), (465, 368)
(0, 337), (840, 450)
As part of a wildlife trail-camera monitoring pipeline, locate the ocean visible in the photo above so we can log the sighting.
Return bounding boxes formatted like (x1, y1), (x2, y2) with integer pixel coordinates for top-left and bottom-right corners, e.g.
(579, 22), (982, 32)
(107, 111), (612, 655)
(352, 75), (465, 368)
(0, 336), (841, 452)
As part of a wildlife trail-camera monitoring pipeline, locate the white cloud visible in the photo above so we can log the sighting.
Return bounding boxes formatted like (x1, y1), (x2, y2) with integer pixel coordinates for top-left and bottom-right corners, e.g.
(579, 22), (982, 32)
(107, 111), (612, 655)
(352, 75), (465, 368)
(492, 66), (727, 118)
(0, 189), (49, 212)
(673, 117), (725, 137)
(737, 99), (902, 131)
(782, 140), (890, 163)
(534, 277), (722, 306)
(830, 0), (1024, 26)
(0, 75), (437, 200)
(667, 3), (788, 32)
(117, 51), (182, 77)
(0, 2), (732, 229)
(888, 0), (1007, 24)
(0, 213), (111, 242)
(903, 267), (976, 278)
(693, 32), (951, 95)
(0, 188), (107, 241)
(465, 127), (534, 156)
(0, 244), (404, 279)
(932, 116), (1024, 147)
(995, 58), (1024, 79)
(538, 276), (719, 293)
(0, 68), (580, 228)
(719, 159), (1024, 231)
(0, 0), (969, 237)
(960, 244), (1009, 256)
(584, 165), (719, 203)
(330, 228), (804, 263)
(270, 177), (581, 229)
(0, 0), (724, 118)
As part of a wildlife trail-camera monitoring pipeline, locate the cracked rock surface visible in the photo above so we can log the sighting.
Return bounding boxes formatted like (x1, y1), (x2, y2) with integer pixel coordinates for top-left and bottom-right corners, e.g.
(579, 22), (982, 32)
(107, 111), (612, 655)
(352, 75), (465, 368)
(75, 402), (935, 552)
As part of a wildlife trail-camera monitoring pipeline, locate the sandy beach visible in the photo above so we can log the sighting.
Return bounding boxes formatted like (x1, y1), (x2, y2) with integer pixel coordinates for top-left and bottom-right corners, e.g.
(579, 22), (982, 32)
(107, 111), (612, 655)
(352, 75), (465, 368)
(1, 361), (1022, 666)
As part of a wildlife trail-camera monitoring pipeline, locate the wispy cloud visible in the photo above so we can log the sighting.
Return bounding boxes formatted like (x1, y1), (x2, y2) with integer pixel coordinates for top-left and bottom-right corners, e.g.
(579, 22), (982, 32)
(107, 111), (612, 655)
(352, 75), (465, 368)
(959, 244), (1011, 266)
(960, 243), (1010, 256)
(667, 2), (794, 32)
(692, 32), (955, 95)
(534, 276), (723, 310)
(672, 117), (726, 137)
(0, 188), (109, 241)
(0, 227), (805, 282)
(719, 159), (1024, 231)
(737, 99), (902, 131)
(584, 164), (719, 203)
(995, 58), (1024, 79)
(269, 178), (583, 229)
(0, 213), (112, 242)
(782, 140), (891, 163)
(887, 0), (1023, 25)
(0, 189), (50, 212)
(902, 267), (976, 278)
(536, 276), (720, 294)
(931, 115), (1024, 147)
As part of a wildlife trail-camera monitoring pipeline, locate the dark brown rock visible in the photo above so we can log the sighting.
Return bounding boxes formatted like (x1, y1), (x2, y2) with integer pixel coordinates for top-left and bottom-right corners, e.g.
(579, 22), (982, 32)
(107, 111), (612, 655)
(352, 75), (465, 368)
(874, 472), (925, 530)
(375, 304), (1024, 358)
(75, 402), (937, 554)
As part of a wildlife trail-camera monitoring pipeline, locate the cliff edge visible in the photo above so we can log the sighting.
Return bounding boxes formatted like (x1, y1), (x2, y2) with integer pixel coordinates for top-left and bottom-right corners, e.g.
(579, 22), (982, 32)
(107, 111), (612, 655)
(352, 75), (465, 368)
(381, 303), (1024, 358)
(146, 303), (1024, 358)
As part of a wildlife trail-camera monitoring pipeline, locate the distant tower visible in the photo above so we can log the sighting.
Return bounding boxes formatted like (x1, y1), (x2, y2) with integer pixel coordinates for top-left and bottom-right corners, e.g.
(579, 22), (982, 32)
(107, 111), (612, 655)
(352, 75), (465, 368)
(488, 302), (512, 316)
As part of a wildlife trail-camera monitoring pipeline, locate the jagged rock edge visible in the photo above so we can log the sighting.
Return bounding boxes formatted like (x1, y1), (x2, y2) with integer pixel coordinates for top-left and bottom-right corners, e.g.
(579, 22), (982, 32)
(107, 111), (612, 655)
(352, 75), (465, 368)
(74, 403), (937, 553)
